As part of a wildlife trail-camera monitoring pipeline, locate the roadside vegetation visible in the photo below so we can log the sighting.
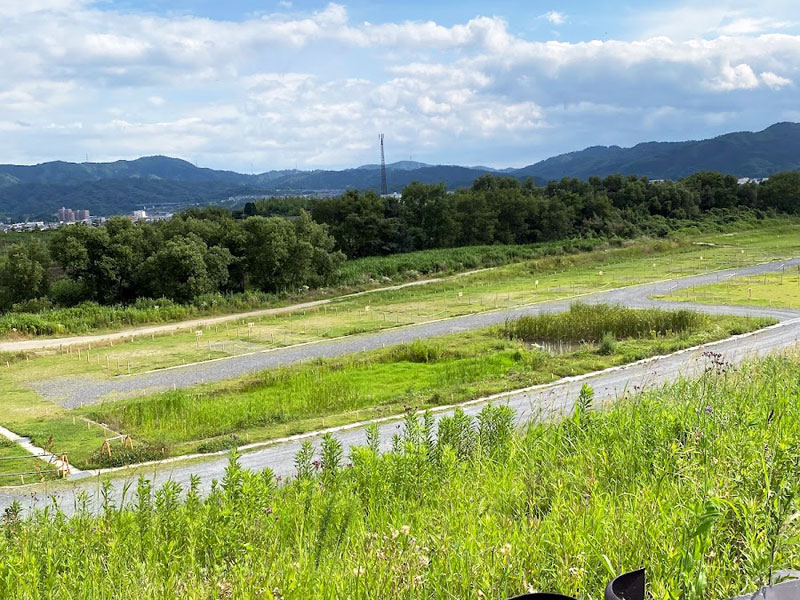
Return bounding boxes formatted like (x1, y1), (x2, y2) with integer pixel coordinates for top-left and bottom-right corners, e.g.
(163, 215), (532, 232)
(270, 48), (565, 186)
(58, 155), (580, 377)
(74, 305), (771, 467)
(2, 353), (798, 599)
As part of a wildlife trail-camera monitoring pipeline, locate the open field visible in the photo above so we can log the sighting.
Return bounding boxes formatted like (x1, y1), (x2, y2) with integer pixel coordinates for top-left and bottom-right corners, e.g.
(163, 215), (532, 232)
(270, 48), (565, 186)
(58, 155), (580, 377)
(1, 354), (798, 599)
(0, 221), (798, 471)
(658, 267), (800, 310)
(71, 306), (770, 466)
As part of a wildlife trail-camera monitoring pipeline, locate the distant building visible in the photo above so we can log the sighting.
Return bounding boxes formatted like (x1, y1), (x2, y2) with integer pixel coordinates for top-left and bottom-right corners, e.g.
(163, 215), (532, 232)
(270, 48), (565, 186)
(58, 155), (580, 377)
(57, 207), (75, 222)
(132, 210), (147, 221)
(57, 207), (91, 223)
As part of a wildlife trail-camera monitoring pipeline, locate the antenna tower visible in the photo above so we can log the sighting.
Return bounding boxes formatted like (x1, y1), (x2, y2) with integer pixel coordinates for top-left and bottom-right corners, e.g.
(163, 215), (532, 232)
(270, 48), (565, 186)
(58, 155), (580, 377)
(379, 133), (388, 195)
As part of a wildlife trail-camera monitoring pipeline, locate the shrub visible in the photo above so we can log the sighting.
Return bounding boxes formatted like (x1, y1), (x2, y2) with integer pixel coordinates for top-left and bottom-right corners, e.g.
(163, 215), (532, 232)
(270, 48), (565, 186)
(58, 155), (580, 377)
(598, 331), (618, 355)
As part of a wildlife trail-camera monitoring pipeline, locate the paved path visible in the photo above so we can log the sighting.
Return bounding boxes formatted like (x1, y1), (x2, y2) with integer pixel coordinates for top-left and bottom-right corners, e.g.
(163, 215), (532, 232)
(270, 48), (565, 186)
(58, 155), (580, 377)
(34, 257), (800, 408)
(2, 257), (800, 514)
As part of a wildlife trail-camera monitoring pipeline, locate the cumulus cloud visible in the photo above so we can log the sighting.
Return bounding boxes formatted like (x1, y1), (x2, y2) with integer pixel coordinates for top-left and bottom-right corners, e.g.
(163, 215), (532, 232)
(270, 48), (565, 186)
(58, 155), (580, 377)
(710, 62), (761, 90)
(760, 71), (792, 88)
(541, 11), (567, 26)
(0, 1), (799, 168)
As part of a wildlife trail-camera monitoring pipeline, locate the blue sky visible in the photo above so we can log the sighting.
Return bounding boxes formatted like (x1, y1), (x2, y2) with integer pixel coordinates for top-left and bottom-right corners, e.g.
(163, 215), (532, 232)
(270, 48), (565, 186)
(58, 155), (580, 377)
(1, 1), (799, 171)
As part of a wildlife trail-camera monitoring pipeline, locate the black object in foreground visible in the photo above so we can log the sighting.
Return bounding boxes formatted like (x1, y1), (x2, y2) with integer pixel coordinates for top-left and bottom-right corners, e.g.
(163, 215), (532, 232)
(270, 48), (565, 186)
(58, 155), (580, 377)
(605, 568), (645, 600)
(506, 569), (645, 600)
(506, 570), (800, 600)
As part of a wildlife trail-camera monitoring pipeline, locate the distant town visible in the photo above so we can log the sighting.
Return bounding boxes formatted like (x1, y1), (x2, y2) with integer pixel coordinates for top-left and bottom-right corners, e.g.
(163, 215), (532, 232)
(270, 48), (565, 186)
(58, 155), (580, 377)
(0, 206), (174, 232)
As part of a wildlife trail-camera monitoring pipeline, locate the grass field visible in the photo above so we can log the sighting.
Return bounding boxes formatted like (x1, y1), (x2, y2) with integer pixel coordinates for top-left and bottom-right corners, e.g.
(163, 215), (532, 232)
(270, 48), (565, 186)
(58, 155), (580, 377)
(658, 267), (800, 309)
(0, 221), (797, 471)
(1, 353), (798, 599)
(4, 221), (800, 382)
(0, 438), (59, 485)
(54, 306), (769, 468)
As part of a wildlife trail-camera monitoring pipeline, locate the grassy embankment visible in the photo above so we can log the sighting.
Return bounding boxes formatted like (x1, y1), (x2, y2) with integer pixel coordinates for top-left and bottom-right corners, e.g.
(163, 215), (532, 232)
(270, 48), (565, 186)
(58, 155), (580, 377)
(658, 266), (800, 310)
(72, 305), (771, 467)
(1, 353), (798, 599)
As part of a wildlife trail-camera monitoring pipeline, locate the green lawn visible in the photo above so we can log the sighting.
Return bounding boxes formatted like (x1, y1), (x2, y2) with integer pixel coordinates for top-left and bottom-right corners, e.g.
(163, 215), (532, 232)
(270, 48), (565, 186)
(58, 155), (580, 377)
(657, 268), (800, 309)
(1, 352), (798, 599)
(0, 438), (58, 485)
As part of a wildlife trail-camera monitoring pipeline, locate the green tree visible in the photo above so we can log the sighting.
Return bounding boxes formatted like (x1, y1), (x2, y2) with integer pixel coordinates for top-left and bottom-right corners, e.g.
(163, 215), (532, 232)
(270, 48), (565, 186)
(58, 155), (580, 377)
(758, 172), (800, 214)
(137, 235), (232, 303)
(0, 241), (51, 310)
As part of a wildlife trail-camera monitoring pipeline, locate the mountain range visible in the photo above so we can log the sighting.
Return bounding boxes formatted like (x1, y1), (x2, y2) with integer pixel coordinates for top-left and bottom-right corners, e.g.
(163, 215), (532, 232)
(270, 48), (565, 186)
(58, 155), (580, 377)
(2, 122), (799, 221)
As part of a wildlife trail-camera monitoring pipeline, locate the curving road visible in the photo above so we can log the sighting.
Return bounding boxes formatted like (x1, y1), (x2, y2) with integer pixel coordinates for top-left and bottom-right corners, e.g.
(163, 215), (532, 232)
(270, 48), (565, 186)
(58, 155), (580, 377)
(2, 257), (800, 514)
(34, 257), (800, 408)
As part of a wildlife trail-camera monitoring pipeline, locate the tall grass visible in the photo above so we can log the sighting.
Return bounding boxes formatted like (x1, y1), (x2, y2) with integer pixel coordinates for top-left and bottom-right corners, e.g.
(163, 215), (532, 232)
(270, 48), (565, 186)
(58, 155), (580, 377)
(502, 303), (708, 343)
(332, 238), (609, 285)
(2, 354), (799, 598)
(0, 292), (284, 337)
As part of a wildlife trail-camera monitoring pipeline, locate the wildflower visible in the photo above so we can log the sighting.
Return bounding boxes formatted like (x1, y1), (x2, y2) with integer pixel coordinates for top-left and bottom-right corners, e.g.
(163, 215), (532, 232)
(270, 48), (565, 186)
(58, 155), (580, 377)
(705, 406), (713, 415)
(499, 543), (512, 555)
(418, 555), (430, 567)
(352, 566), (365, 577)
(400, 525), (411, 536)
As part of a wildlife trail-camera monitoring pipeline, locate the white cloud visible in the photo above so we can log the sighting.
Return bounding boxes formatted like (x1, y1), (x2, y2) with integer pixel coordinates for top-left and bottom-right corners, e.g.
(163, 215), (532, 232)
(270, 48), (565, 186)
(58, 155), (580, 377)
(541, 11), (567, 26)
(760, 71), (792, 88)
(710, 62), (761, 90)
(634, 3), (797, 40)
(0, 2), (799, 168)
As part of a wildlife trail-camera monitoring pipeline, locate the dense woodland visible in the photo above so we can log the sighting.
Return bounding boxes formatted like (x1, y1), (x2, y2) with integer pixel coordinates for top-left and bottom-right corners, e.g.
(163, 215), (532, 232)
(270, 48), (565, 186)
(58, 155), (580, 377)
(1, 171), (799, 312)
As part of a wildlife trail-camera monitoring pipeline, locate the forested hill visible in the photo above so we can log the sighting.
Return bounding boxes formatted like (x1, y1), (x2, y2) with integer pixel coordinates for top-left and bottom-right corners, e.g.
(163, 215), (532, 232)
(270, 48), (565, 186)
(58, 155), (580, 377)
(0, 158), (497, 221)
(2, 122), (799, 221)
(515, 122), (800, 180)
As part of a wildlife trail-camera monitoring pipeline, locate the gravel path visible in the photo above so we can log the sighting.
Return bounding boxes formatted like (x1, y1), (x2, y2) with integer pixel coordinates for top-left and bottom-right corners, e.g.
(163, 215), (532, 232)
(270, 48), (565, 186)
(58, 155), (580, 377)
(33, 257), (800, 408)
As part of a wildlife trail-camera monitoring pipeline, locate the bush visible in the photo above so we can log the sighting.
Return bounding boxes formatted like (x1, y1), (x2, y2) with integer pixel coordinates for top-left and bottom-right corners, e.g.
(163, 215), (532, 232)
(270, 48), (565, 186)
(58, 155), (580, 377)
(49, 278), (89, 307)
(391, 339), (445, 363)
(598, 331), (618, 355)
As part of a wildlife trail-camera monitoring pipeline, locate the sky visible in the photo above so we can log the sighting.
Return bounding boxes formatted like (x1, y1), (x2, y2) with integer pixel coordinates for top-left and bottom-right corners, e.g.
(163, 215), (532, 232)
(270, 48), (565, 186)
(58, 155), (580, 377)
(1, 1), (799, 172)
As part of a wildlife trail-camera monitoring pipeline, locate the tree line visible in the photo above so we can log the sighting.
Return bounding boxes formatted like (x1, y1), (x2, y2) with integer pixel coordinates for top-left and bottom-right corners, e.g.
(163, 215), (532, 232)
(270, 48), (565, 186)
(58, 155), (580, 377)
(0, 210), (343, 310)
(1, 170), (799, 311)
(304, 171), (800, 257)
